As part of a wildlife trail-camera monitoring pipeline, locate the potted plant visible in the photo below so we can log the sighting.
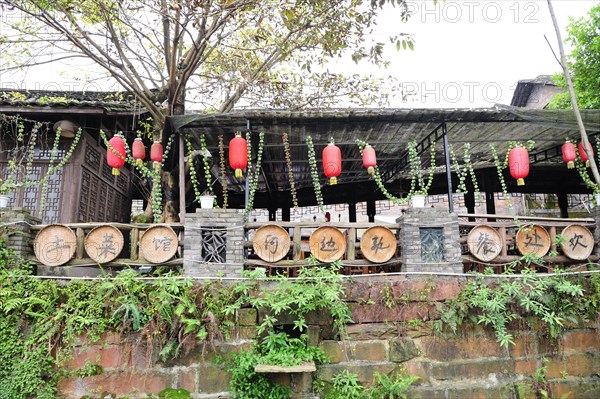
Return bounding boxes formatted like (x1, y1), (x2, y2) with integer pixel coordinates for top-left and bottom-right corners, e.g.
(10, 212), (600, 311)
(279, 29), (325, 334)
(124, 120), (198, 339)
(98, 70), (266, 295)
(199, 190), (214, 209)
(0, 177), (15, 208)
(409, 191), (427, 208)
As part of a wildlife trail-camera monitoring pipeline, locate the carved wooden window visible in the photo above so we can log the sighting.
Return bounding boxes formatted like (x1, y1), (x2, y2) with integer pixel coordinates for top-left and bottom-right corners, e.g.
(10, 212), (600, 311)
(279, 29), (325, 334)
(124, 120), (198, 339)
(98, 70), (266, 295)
(420, 228), (445, 262)
(201, 227), (227, 263)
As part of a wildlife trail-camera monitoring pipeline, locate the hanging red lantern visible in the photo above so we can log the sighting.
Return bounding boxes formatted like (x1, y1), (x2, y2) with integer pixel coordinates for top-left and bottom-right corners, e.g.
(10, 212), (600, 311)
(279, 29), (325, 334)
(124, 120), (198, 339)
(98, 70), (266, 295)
(151, 141), (163, 169)
(362, 145), (377, 175)
(132, 138), (145, 166)
(578, 142), (594, 168)
(107, 135), (126, 176)
(508, 146), (529, 186)
(322, 141), (342, 185)
(229, 133), (248, 179)
(561, 141), (576, 169)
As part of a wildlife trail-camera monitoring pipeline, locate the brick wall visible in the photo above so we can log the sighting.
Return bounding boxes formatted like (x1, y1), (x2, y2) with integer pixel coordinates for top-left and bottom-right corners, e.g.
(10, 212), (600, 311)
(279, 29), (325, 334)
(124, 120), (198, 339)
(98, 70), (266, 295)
(184, 208), (244, 278)
(0, 207), (40, 259)
(57, 276), (600, 399)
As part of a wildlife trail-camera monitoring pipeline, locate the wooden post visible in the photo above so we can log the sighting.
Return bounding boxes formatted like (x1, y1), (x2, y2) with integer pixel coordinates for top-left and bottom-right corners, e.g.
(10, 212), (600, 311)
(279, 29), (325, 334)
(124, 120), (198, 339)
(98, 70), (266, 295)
(348, 202), (357, 223)
(76, 227), (85, 259)
(130, 228), (139, 260)
(293, 226), (302, 261)
(464, 189), (476, 222)
(268, 207), (277, 221)
(282, 205), (290, 222)
(346, 227), (356, 260)
(367, 200), (376, 223)
(558, 192), (569, 218)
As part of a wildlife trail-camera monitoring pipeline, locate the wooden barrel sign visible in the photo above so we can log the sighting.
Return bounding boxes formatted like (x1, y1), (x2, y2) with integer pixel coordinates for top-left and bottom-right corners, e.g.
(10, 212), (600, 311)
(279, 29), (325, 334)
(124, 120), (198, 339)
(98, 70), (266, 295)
(84, 225), (124, 264)
(467, 225), (503, 262)
(252, 224), (291, 263)
(139, 225), (178, 264)
(516, 224), (551, 257)
(560, 224), (594, 260)
(34, 224), (77, 266)
(360, 226), (396, 263)
(309, 226), (346, 263)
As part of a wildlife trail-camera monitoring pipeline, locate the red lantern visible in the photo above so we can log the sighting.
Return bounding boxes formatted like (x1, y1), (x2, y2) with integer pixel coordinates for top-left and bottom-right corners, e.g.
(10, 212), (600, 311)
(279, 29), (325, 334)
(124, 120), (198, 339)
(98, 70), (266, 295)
(151, 141), (163, 169)
(562, 141), (576, 169)
(107, 135), (126, 176)
(132, 138), (145, 166)
(508, 146), (529, 186)
(322, 141), (342, 185)
(362, 145), (377, 175)
(229, 133), (248, 179)
(578, 142), (594, 168)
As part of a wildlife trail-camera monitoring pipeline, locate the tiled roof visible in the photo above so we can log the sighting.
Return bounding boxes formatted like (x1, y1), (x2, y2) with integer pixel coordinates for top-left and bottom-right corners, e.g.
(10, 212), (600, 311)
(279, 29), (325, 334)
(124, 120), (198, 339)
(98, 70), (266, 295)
(0, 89), (145, 113)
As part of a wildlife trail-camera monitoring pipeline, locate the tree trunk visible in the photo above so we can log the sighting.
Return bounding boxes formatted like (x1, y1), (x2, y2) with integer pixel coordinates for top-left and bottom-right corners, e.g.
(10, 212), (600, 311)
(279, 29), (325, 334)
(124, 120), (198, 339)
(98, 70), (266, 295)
(547, 0), (600, 188)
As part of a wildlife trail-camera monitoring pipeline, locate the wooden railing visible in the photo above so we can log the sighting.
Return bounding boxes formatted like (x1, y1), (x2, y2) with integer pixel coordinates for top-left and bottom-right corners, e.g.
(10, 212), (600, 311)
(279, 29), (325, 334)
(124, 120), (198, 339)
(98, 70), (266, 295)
(243, 222), (401, 276)
(30, 223), (184, 268)
(457, 213), (597, 270)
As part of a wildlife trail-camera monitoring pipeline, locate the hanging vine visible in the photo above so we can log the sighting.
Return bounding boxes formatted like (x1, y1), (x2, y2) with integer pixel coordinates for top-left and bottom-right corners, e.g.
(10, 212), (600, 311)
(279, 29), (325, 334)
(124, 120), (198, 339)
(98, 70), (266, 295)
(185, 135), (202, 204)
(199, 133), (217, 208)
(306, 136), (324, 212)
(218, 134), (228, 209)
(407, 140), (436, 196)
(356, 139), (407, 205)
(282, 133), (298, 208)
(449, 143), (482, 203)
(244, 131), (265, 215)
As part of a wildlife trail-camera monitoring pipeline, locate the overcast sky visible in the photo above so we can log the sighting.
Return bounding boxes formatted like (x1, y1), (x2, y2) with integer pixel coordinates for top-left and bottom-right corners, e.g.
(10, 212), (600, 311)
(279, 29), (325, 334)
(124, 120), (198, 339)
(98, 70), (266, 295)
(1, 0), (596, 109)
(351, 0), (598, 108)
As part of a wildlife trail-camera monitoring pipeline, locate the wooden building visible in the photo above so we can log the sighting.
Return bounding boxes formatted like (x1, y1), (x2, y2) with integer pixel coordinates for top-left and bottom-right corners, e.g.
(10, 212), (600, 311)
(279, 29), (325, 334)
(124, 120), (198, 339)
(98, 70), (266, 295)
(0, 89), (148, 223)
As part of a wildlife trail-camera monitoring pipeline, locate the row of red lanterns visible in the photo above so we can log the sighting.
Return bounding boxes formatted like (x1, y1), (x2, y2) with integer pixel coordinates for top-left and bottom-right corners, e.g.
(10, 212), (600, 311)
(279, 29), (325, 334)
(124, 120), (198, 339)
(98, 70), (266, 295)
(109, 135), (595, 188)
(106, 136), (163, 175)
(508, 141), (594, 187)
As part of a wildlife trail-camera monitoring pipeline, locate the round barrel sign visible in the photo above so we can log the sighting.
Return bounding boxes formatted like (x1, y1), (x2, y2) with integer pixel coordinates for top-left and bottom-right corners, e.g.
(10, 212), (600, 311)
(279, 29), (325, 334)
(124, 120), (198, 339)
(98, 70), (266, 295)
(85, 225), (124, 264)
(467, 225), (503, 262)
(516, 224), (550, 257)
(309, 226), (346, 263)
(560, 224), (594, 260)
(139, 225), (178, 264)
(360, 226), (396, 263)
(252, 224), (291, 263)
(34, 224), (77, 266)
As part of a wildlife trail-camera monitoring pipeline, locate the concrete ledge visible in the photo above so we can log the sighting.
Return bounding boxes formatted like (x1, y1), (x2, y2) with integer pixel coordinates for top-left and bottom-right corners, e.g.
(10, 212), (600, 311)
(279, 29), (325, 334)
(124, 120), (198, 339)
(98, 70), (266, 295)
(254, 362), (316, 373)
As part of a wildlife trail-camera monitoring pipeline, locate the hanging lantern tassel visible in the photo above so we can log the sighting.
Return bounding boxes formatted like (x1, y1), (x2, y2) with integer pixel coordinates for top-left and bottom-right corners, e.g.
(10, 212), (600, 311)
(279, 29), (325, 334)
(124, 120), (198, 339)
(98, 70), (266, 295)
(322, 141), (342, 185)
(107, 135), (126, 176)
(229, 133), (248, 179)
(132, 137), (146, 167)
(151, 141), (163, 169)
(562, 141), (576, 169)
(508, 146), (530, 186)
(362, 144), (377, 175)
(578, 142), (594, 168)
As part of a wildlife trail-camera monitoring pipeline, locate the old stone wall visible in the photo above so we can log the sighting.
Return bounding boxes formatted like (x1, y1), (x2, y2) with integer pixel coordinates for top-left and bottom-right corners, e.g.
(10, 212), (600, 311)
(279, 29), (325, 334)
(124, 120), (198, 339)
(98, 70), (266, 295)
(57, 276), (600, 399)
(184, 208), (245, 278)
(0, 207), (40, 259)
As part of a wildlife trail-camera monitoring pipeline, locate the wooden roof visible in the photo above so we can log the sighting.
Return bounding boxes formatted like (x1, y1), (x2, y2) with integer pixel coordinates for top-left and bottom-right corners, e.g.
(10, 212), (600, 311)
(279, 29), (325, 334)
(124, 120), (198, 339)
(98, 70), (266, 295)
(167, 107), (600, 209)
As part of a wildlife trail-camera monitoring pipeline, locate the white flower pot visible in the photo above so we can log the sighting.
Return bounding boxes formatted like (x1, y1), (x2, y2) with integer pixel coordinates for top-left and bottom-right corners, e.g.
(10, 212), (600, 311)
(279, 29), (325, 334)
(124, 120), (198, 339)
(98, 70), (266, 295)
(0, 195), (8, 208)
(200, 195), (214, 209)
(410, 194), (426, 208)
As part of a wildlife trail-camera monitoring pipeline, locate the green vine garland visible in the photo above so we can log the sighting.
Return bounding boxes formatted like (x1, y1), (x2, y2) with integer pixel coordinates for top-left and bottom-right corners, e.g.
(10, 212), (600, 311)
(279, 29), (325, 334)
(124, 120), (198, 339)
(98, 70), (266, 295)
(449, 143), (482, 203)
(407, 140), (436, 196)
(356, 139), (407, 205)
(219, 135), (228, 209)
(282, 133), (298, 208)
(306, 136), (324, 212)
(244, 131), (265, 215)
(185, 135), (203, 204)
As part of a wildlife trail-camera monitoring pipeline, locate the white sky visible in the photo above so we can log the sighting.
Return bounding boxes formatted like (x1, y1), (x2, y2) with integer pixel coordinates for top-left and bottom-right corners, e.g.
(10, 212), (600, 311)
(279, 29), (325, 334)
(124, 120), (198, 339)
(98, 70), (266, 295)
(1, 0), (596, 109)
(359, 0), (598, 107)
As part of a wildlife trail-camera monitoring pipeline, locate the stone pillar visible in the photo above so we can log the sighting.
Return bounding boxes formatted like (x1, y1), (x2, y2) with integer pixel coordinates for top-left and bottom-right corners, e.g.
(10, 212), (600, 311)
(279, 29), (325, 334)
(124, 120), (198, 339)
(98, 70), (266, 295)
(0, 207), (40, 259)
(397, 208), (462, 273)
(184, 208), (244, 278)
